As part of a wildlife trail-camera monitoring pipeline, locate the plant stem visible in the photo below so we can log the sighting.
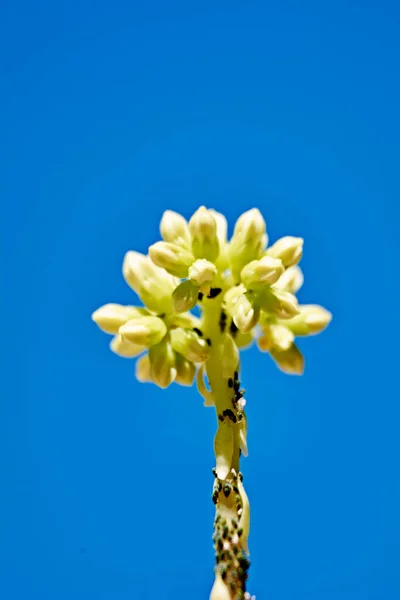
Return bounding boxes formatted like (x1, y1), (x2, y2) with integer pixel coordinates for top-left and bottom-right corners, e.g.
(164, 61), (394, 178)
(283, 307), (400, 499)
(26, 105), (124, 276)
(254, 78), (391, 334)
(201, 294), (250, 600)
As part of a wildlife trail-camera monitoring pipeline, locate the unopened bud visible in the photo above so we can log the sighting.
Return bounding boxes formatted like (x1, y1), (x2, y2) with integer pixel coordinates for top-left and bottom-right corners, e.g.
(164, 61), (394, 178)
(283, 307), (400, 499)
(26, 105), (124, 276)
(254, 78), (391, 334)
(231, 293), (260, 333)
(240, 255), (284, 290)
(210, 209), (229, 271)
(188, 259), (217, 286)
(188, 206), (220, 262)
(285, 304), (332, 336)
(175, 353), (196, 386)
(148, 339), (177, 388)
(122, 251), (148, 294)
(119, 316), (167, 347)
(110, 334), (146, 358)
(172, 280), (199, 313)
(270, 344), (304, 375)
(259, 288), (299, 319)
(135, 354), (151, 383)
(149, 241), (194, 278)
(170, 328), (209, 363)
(92, 303), (147, 334)
(267, 236), (303, 267)
(274, 265), (304, 294)
(160, 210), (191, 248)
(229, 208), (267, 281)
(269, 324), (294, 351)
(123, 251), (176, 314)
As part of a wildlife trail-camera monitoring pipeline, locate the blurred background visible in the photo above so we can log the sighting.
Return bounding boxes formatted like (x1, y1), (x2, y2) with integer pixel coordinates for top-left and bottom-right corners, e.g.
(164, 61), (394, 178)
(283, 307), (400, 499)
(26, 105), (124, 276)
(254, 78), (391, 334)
(2, 1), (400, 599)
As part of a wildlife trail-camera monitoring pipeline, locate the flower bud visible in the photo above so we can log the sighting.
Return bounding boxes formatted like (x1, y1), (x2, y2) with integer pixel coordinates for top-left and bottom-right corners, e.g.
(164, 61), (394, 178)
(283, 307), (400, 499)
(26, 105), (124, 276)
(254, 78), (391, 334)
(210, 209), (230, 272)
(231, 293), (260, 333)
(259, 288), (299, 319)
(240, 255), (284, 290)
(269, 323), (294, 351)
(274, 265), (304, 294)
(92, 303), (147, 334)
(285, 304), (332, 336)
(234, 330), (254, 349)
(119, 316), (167, 347)
(123, 251), (175, 313)
(188, 259), (217, 286)
(160, 210), (191, 248)
(170, 328), (209, 363)
(149, 241), (194, 278)
(175, 353), (196, 386)
(172, 280), (198, 313)
(214, 421), (233, 480)
(270, 344), (304, 375)
(188, 206), (220, 262)
(110, 334), (146, 358)
(220, 333), (239, 378)
(122, 251), (148, 294)
(148, 339), (177, 388)
(210, 574), (231, 600)
(229, 208), (267, 281)
(267, 236), (303, 267)
(135, 354), (151, 382)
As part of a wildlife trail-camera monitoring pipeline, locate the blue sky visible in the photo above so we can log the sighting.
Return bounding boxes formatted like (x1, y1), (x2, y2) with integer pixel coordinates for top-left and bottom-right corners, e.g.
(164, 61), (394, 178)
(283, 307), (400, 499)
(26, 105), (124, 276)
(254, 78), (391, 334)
(2, 1), (400, 599)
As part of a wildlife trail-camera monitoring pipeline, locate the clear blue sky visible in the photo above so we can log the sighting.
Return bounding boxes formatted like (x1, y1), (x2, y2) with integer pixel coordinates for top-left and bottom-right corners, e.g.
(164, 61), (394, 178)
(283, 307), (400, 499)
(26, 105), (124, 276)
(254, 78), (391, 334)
(2, 1), (400, 599)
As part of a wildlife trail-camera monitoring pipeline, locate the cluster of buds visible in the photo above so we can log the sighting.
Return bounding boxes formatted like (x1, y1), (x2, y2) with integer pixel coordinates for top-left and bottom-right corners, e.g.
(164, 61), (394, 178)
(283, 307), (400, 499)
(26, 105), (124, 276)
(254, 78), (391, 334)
(92, 206), (331, 600)
(92, 206), (331, 385)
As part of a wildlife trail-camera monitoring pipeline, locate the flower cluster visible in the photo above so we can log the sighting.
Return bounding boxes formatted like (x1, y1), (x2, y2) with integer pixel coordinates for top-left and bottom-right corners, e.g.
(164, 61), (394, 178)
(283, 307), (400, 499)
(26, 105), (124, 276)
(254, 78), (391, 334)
(92, 206), (331, 385)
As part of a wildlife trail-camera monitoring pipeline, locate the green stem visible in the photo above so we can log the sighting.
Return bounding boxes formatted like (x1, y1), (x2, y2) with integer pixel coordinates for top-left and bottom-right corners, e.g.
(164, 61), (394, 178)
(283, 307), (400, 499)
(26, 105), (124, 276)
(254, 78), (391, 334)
(201, 294), (250, 600)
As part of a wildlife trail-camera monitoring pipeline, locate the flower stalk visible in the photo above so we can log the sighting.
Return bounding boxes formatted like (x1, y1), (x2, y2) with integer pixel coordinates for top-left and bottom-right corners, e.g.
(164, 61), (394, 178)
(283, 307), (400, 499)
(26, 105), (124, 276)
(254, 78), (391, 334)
(92, 206), (332, 599)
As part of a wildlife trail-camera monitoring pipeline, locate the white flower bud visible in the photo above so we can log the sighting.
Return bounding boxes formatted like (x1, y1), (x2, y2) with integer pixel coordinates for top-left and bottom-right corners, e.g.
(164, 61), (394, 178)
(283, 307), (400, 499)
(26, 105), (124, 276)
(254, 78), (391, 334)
(172, 280), (198, 313)
(269, 324), (294, 351)
(122, 251), (148, 294)
(229, 208), (267, 281)
(220, 333), (239, 378)
(188, 206), (220, 262)
(214, 421), (233, 480)
(240, 255), (284, 290)
(148, 339), (177, 388)
(175, 354), (196, 386)
(259, 288), (299, 319)
(110, 334), (146, 358)
(274, 265), (304, 294)
(135, 354), (151, 383)
(270, 344), (304, 375)
(209, 209), (227, 244)
(119, 316), (167, 347)
(210, 209), (230, 271)
(170, 328), (209, 363)
(149, 241), (194, 278)
(232, 293), (260, 333)
(160, 210), (191, 248)
(285, 304), (332, 336)
(92, 303), (147, 334)
(210, 573), (231, 600)
(188, 259), (217, 286)
(267, 236), (303, 267)
(123, 251), (176, 314)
